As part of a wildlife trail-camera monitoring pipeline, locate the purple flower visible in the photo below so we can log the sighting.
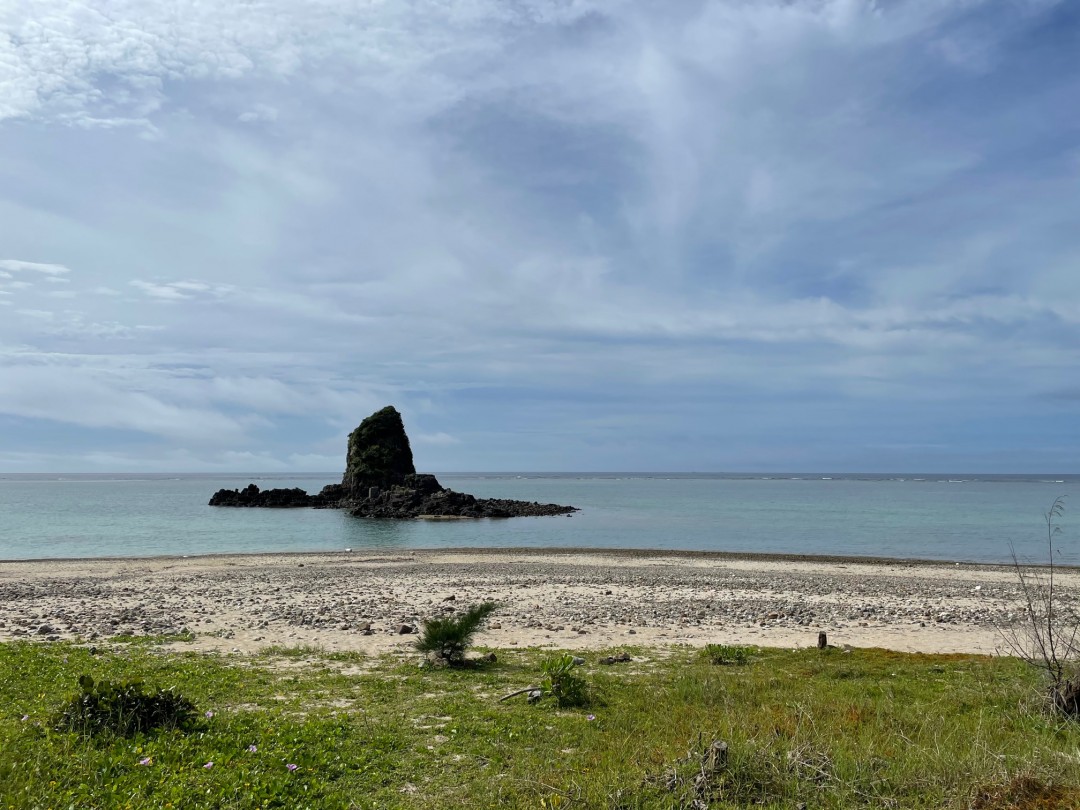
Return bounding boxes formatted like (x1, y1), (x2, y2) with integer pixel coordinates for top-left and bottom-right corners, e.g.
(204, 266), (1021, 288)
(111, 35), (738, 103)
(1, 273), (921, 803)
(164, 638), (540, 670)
(247, 745), (258, 753)
(205, 710), (214, 719)
(203, 761), (214, 769)
(139, 757), (152, 766)
(586, 714), (596, 721)
(286, 763), (298, 772)
(20, 715), (29, 722)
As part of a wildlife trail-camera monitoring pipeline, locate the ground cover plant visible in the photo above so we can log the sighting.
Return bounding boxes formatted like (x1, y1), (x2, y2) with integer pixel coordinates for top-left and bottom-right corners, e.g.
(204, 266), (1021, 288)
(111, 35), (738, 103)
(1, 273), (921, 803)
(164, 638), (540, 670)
(53, 674), (200, 737)
(3, 640), (1080, 809)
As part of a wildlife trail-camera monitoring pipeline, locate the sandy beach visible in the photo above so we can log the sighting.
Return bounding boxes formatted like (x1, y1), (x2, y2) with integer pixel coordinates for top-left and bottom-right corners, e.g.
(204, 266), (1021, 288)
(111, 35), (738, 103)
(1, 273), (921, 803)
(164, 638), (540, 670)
(1, 548), (1075, 657)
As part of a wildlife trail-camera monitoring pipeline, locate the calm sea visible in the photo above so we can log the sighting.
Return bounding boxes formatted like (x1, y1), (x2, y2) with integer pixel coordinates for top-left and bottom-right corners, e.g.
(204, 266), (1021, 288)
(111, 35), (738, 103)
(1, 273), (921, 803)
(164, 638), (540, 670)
(0, 473), (1077, 564)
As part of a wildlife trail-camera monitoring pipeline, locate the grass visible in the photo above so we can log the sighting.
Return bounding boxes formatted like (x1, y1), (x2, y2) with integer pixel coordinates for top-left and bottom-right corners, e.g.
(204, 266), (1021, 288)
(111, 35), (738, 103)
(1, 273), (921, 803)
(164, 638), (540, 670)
(108, 631), (197, 646)
(3, 641), (1080, 809)
(700, 643), (754, 666)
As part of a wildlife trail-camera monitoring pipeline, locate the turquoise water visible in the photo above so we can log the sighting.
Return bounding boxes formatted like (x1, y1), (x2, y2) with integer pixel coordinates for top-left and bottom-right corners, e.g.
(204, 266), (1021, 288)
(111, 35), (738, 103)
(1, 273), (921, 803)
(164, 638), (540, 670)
(0, 473), (1077, 563)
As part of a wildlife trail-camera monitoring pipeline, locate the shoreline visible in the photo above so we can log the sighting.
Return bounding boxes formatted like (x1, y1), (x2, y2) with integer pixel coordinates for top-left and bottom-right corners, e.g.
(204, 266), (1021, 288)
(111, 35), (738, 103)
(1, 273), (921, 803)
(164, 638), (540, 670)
(3, 548), (1075, 657)
(0, 544), (1067, 570)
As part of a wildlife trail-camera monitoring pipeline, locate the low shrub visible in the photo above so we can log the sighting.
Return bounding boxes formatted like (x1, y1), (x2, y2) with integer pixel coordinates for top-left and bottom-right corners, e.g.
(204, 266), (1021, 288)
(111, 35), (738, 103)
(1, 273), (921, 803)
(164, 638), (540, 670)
(999, 497), (1080, 717)
(541, 653), (589, 708)
(416, 601), (498, 667)
(53, 674), (199, 737)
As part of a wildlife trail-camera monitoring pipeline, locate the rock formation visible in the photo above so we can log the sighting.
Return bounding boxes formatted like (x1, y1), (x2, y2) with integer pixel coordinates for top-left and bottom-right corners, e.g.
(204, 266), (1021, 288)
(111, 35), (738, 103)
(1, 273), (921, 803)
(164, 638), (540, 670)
(342, 405), (417, 490)
(209, 406), (576, 519)
(205, 484), (313, 508)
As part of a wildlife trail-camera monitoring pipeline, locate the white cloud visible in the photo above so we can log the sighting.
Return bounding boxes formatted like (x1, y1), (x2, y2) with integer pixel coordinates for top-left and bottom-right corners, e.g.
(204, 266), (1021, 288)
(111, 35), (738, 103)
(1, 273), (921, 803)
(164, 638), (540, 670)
(15, 309), (54, 320)
(415, 432), (462, 446)
(129, 281), (190, 300)
(129, 279), (234, 300)
(41, 318), (163, 340)
(0, 364), (251, 443)
(0, 259), (71, 275)
(0, 0), (1076, 471)
(238, 104), (279, 124)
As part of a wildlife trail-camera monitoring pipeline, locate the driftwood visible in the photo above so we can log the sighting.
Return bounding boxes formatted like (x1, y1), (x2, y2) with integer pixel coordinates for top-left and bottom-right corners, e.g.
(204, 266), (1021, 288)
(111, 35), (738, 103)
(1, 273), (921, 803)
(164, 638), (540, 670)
(499, 687), (542, 702)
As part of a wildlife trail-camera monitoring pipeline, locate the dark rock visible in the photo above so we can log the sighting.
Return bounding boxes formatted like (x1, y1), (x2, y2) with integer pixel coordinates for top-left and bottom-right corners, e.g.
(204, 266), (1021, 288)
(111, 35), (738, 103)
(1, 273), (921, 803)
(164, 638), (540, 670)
(314, 483), (348, 503)
(209, 405), (577, 518)
(397, 623), (414, 635)
(348, 486), (574, 519)
(426, 651), (449, 668)
(342, 406), (416, 492)
(209, 484), (314, 507)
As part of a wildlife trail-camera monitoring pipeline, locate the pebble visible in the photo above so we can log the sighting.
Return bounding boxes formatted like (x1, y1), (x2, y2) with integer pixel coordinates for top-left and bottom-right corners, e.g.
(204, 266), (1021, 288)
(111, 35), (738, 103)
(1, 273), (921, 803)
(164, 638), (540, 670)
(0, 553), (1041, 652)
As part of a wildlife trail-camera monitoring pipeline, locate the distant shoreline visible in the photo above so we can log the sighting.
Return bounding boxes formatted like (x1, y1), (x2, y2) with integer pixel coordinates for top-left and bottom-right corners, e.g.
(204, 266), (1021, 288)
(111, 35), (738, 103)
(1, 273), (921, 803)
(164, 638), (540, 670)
(0, 544), (1067, 569)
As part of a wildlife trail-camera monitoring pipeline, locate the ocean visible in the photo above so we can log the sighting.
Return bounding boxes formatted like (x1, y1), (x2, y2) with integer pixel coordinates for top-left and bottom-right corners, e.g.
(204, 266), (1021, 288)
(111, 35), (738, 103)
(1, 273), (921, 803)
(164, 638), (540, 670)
(0, 473), (1077, 564)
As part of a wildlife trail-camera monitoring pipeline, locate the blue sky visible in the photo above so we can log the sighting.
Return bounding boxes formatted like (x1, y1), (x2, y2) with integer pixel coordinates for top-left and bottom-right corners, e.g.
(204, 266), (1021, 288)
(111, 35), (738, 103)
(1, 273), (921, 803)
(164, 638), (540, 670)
(0, 0), (1078, 473)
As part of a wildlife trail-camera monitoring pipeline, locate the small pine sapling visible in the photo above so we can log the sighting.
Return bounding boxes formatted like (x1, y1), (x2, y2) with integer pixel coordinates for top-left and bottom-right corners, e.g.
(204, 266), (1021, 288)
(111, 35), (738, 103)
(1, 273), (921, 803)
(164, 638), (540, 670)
(416, 601), (498, 667)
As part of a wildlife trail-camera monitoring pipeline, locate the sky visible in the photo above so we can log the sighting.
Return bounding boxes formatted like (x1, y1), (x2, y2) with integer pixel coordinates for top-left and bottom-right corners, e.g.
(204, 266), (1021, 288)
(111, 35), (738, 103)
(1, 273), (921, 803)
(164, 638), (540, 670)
(0, 0), (1078, 474)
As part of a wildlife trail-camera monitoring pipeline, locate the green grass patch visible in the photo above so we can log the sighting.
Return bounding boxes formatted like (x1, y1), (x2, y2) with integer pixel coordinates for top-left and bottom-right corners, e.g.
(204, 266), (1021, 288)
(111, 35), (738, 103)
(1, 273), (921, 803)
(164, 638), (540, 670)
(700, 643), (754, 666)
(2, 642), (1079, 809)
(108, 631), (197, 646)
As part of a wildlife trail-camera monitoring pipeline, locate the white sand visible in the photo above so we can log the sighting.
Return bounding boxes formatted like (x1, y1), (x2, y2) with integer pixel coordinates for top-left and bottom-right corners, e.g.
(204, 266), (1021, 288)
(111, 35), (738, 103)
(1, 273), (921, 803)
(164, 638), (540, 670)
(1, 549), (1073, 657)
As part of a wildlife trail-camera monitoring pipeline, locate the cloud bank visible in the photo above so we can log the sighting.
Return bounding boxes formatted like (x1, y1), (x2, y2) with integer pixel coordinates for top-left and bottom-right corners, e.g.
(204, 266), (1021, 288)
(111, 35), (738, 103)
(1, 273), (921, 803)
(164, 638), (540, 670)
(0, 0), (1077, 472)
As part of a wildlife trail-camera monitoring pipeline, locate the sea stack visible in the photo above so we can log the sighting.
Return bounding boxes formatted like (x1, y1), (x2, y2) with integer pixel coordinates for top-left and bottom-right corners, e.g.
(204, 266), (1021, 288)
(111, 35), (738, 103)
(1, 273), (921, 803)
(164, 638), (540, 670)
(341, 405), (417, 492)
(209, 406), (576, 519)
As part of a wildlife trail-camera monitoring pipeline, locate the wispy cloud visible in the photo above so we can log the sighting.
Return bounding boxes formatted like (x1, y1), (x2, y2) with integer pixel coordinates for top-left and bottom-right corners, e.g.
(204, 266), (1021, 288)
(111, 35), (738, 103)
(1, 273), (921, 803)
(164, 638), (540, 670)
(0, 0), (1077, 472)
(129, 279), (234, 300)
(0, 259), (71, 275)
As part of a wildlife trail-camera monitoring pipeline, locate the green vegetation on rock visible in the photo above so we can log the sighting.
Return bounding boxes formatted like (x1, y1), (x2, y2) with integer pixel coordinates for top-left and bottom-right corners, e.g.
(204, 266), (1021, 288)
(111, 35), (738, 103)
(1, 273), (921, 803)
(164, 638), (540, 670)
(342, 405), (417, 492)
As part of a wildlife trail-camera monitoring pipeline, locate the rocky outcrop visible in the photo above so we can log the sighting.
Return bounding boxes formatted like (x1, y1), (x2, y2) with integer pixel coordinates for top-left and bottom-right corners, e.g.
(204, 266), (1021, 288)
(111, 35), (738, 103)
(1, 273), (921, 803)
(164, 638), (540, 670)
(209, 407), (576, 519)
(341, 406), (417, 491)
(208, 484), (314, 508)
(345, 474), (574, 519)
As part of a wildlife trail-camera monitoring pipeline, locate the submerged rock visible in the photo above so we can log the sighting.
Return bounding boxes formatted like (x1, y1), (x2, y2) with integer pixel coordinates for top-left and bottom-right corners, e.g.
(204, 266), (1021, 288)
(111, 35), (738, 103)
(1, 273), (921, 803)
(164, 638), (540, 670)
(209, 406), (576, 519)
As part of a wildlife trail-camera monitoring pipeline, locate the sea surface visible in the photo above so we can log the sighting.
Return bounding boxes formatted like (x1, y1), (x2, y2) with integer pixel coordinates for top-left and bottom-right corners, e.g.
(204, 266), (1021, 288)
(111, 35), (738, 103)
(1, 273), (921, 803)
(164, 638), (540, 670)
(0, 473), (1077, 564)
